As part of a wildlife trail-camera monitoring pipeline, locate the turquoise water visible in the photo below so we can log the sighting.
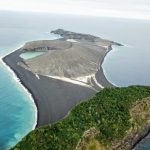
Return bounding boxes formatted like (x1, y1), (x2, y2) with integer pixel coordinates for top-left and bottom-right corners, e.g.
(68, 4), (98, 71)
(135, 134), (150, 150)
(0, 64), (36, 149)
(0, 12), (60, 149)
(0, 11), (150, 149)
(20, 51), (45, 60)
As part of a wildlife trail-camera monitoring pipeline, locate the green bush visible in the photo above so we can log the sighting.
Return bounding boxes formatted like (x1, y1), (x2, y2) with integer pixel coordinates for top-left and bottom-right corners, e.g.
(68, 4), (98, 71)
(12, 86), (150, 150)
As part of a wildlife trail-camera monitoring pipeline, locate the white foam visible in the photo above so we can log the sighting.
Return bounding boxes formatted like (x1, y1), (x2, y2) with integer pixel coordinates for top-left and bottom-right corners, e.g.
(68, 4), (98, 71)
(123, 43), (133, 48)
(0, 47), (37, 130)
(101, 45), (119, 87)
(0, 44), (25, 59)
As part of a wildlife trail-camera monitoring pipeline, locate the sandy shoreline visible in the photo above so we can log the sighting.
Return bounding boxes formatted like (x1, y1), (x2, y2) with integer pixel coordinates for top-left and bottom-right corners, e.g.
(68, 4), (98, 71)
(3, 50), (95, 126)
(2, 41), (113, 127)
(1, 27), (150, 149)
(1, 53), (38, 128)
(100, 45), (119, 87)
(3, 44), (150, 150)
(0, 55), (38, 130)
(1, 30), (117, 128)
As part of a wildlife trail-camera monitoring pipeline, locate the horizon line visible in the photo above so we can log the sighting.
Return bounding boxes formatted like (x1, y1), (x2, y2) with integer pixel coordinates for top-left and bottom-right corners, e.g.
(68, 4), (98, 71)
(0, 9), (150, 21)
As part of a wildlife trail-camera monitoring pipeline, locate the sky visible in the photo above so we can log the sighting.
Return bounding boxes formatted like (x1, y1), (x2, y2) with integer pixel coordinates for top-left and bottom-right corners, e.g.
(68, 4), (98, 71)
(0, 0), (150, 19)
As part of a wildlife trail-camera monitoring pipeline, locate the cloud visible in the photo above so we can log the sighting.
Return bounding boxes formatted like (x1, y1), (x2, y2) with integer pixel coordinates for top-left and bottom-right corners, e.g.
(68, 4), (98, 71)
(0, 0), (150, 19)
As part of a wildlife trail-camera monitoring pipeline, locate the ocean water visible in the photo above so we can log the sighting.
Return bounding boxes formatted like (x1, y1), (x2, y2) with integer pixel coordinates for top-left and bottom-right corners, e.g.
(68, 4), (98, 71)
(0, 11), (150, 149)
(0, 63), (36, 149)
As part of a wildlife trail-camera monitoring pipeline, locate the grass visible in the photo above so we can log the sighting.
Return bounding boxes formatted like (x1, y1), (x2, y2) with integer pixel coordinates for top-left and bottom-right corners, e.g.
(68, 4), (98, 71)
(12, 86), (150, 150)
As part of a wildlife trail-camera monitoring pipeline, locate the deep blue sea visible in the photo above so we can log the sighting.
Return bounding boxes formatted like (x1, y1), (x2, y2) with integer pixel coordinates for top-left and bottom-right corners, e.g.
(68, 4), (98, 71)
(0, 11), (150, 149)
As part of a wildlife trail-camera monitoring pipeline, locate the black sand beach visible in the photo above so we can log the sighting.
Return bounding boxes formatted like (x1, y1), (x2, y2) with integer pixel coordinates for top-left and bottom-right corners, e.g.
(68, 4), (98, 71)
(3, 49), (97, 126)
(3, 30), (118, 127)
(3, 47), (113, 127)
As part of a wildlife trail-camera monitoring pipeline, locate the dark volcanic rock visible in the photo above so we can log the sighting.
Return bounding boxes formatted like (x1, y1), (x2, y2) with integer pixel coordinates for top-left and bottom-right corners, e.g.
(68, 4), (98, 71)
(51, 29), (99, 42)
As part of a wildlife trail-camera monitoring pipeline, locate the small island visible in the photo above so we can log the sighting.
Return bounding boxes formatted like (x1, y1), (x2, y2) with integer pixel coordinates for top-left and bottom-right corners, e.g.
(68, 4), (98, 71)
(4, 30), (150, 149)
(3, 29), (122, 127)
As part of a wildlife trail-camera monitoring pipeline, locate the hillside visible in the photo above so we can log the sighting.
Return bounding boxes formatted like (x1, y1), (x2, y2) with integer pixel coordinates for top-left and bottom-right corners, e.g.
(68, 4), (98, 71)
(11, 86), (150, 150)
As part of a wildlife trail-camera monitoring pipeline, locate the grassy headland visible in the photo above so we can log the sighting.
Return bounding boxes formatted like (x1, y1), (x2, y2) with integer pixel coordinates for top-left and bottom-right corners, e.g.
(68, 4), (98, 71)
(12, 86), (150, 150)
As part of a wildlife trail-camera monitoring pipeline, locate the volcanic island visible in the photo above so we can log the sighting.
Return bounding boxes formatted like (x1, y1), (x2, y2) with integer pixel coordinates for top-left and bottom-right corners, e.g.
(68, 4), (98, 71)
(4, 30), (150, 150)
(4, 29), (122, 126)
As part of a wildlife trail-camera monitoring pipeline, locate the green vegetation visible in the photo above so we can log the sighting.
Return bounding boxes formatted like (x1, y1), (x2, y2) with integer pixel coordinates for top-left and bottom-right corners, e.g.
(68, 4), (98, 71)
(12, 86), (150, 150)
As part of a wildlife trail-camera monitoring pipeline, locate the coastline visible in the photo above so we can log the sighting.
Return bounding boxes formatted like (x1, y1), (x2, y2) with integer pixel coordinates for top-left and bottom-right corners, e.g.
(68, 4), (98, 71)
(1, 40), (116, 128)
(97, 45), (115, 87)
(2, 41), (150, 149)
(1, 53), (38, 130)
(131, 123), (150, 150)
(101, 45), (119, 87)
(99, 45), (150, 149)
(3, 48), (96, 127)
